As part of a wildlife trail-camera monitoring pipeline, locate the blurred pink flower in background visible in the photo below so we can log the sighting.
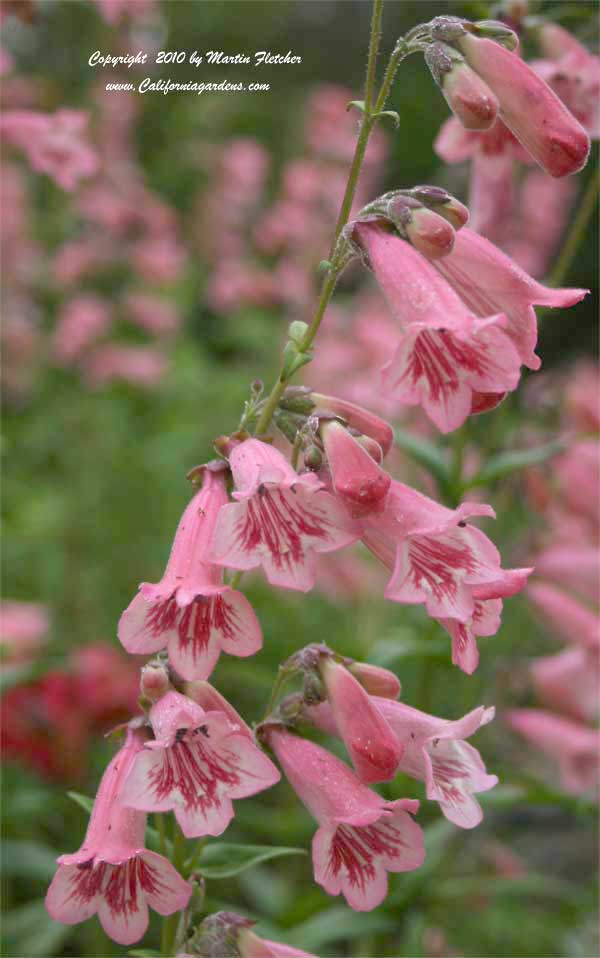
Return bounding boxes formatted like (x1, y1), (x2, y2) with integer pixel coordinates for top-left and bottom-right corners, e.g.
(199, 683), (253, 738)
(83, 345), (168, 389)
(0, 600), (49, 668)
(92, 0), (157, 24)
(1, 109), (99, 190)
(52, 294), (112, 364)
(506, 710), (599, 798)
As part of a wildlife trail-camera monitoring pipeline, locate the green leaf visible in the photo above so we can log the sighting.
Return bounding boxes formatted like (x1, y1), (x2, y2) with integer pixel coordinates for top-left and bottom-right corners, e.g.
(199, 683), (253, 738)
(2, 900), (72, 957)
(66, 790), (94, 814)
(346, 98), (366, 114)
(1, 839), (58, 881)
(394, 428), (451, 495)
(286, 906), (395, 950)
(374, 109), (400, 128)
(128, 950), (162, 957)
(464, 439), (566, 488)
(197, 843), (306, 878)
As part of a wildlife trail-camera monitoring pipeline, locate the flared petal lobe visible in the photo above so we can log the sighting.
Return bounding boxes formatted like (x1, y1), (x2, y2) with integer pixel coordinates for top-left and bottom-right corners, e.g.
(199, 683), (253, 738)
(210, 439), (359, 591)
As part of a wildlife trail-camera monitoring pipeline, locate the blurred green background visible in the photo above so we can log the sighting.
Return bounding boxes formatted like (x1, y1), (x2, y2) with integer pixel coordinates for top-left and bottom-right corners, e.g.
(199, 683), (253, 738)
(1, 1), (598, 956)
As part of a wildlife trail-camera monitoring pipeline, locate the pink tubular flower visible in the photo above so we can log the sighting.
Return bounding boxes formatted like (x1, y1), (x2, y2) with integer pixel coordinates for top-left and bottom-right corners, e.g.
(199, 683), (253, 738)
(120, 691), (280, 838)
(439, 568), (532, 674)
(506, 709), (600, 798)
(527, 582), (600, 652)
(321, 420), (391, 517)
(534, 24), (600, 139)
(45, 727), (191, 945)
(1, 110), (98, 190)
(264, 726), (424, 911)
(433, 227), (588, 370)
(209, 439), (359, 592)
(530, 647), (599, 725)
(354, 223), (522, 433)
(456, 32), (590, 176)
(319, 657), (402, 783)
(373, 698), (498, 828)
(118, 466), (262, 681)
(360, 478), (528, 628)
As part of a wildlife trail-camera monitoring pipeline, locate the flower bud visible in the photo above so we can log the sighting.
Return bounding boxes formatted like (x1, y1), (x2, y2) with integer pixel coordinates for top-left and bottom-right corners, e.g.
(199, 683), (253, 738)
(404, 205), (457, 259)
(411, 185), (469, 229)
(425, 42), (499, 131)
(347, 661), (401, 699)
(470, 19), (519, 50)
(303, 444), (323, 471)
(354, 433), (384, 465)
(321, 420), (391, 517)
(311, 393), (394, 456)
(140, 662), (170, 702)
(319, 657), (403, 783)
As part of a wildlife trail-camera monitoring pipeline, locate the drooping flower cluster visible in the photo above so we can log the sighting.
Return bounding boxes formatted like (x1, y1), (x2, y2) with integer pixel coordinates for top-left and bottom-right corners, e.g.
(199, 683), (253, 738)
(32, 5), (595, 952)
(433, 15), (597, 276)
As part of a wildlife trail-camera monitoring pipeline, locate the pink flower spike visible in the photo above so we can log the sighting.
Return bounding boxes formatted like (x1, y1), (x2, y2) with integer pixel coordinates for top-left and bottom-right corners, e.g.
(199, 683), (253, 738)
(120, 691), (280, 838)
(45, 727), (191, 945)
(355, 224), (522, 433)
(527, 582), (600, 652)
(506, 709), (599, 798)
(321, 420), (391, 518)
(434, 227), (588, 370)
(457, 33), (590, 176)
(264, 726), (424, 911)
(209, 439), (359, 592)
(118, 466), (262, 680)
(374, 698), (498, 828)
(320, 657), (403, 783)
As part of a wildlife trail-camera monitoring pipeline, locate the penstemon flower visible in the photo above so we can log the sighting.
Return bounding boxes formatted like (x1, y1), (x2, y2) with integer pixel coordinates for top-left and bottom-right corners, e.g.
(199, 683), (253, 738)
(45, 727), (192, 945)
(120, 690), (280, 837)
(209, 438), (359, 591)
(118, 464), (262, 680)
(353, 221), (522, 432)
(359, 477), (531, 641)
(263, 724), (425, 911)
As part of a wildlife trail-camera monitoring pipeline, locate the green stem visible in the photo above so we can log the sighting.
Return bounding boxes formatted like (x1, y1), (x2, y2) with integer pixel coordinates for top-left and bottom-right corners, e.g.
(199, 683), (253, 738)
(254, 0), (390, 438)
(549, 172), (599, 288)
(162, 820), (187, 956)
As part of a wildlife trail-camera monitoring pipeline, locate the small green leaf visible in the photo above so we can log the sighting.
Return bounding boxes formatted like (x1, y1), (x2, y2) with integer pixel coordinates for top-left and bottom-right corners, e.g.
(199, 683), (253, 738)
(286, 906), (395, 950)
(464, 439), (566, 488)
(318, 259), (333, 273)
(374, 109), (400, 128)
(197, 843), (306, 878)
(346, 99), (366, 114)
(394, 428), (451, 496)
(287, 320), (309, 345)
(1, 840), (58, 881)
(66, 790), (94, 815)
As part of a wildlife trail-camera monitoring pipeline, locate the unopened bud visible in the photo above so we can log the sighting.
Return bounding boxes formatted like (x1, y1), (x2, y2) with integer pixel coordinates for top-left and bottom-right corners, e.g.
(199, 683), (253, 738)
(426, 42), (499, 131)
(321, 420), (391, 517)
(273, 408), (305, 444)
(140, 662), (170, 702)
(404, 205), (456, 259)
(355, 433), (384, 464)
(278, 386), (316, 416)
(348, 661), (401, 699)
(411, 185), (470, 229)
(430, 15), (469, 44)
(469, 19), (519, 50)
(303, 444), (323, 471)
(311, 394), (394, 457)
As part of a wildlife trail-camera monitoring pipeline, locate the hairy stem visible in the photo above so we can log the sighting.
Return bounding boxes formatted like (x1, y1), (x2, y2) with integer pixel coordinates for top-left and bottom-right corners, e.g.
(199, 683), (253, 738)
(254, 0), (393, 437)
